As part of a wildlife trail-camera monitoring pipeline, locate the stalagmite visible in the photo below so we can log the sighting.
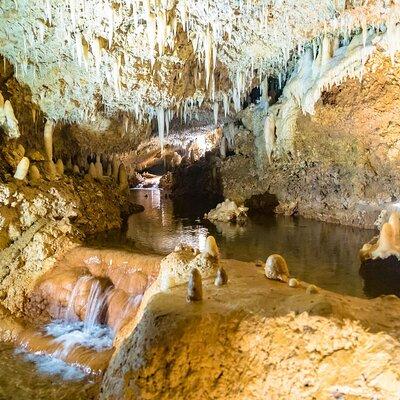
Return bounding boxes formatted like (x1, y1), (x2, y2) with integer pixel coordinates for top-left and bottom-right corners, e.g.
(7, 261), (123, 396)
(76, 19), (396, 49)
(118, 164), (129, 191)
(73, 165), (80, 174)
(264, 113), (276, 163)
(288, 278), (299, 288)
(306, 284), (319, 294)
(89, 162), (97, 179)
(29, 165), (41, 181)
(371, 223), (400, 259)
(214, 266), (228, 287)
(106, 162), (112, 176)
(95, 155), (103, 178)
(213, 102), (219, 125)
(44, 161), (57, 180)
(17, 143), (25, 157)
(220, 137), (227, 159)
(66, 157), (73, 171)
(55, 159), (64, 175)
(44, 120), (55, 161)
(112, 156), (119, 180)
(265, 254), (289, 283)
(189, 149), (195, 163)
(187, 268), (203, 302)
(204, 236), (219, 259)
(2, 100), (20, 139)
(389, 212), (400, 243)
(14, 157), (30, 180)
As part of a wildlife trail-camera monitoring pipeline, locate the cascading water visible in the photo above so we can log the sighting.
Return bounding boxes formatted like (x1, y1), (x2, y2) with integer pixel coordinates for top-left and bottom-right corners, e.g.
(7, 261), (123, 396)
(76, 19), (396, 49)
(16, 276), (116, 380)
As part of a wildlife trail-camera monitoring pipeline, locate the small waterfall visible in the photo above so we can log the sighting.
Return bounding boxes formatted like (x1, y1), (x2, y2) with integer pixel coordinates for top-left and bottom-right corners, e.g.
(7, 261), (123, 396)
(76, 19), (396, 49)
(65, 275), (110, 330)
(106, 291), (143, 332)
(65, 275), (91, 322)
(82, 279), (108, 330)
(16, 275), (115, 379)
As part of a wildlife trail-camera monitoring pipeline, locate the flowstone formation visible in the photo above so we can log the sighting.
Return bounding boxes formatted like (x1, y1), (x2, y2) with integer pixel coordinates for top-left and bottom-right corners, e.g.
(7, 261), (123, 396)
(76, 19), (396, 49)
(0, 176), (131, 317)
(205, 199), (248, 224)
(359, 211), (400, 297)
(102, 259), (400, 400)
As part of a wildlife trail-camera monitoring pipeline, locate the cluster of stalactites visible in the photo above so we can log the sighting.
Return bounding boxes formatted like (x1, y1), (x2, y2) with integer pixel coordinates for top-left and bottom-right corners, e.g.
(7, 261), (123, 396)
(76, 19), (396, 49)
(3, 0), (400, 152)
(261, 20), (400, 163)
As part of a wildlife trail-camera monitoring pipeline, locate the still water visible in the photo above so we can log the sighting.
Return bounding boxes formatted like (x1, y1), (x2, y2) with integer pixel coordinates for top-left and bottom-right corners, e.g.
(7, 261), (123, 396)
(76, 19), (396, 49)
(123, 188), (374, 298)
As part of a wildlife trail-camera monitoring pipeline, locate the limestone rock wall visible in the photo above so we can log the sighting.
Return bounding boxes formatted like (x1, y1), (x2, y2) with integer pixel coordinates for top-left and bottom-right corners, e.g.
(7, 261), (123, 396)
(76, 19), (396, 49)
(220, 53), (400, 228)
(0, 177), (128, 317)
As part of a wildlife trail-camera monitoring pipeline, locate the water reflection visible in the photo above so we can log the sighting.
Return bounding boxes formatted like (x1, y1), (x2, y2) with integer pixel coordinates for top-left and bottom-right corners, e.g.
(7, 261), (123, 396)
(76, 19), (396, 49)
(127, 189), (374, 298)
(127, 188), (209, 254)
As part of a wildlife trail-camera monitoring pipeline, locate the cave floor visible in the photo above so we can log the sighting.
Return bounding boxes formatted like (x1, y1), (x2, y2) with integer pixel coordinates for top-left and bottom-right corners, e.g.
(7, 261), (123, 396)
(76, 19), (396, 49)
(103, 259), (400, 399)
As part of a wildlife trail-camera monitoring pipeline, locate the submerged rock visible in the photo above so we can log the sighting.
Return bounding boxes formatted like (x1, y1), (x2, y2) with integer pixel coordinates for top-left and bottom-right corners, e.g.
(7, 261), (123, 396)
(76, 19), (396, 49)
(205, 199), (248, 224)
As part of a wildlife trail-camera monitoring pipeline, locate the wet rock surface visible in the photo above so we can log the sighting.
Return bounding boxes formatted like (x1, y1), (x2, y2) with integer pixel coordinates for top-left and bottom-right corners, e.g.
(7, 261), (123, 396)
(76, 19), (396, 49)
(0, 177), (133, 317)
(102, 259), (400, 400)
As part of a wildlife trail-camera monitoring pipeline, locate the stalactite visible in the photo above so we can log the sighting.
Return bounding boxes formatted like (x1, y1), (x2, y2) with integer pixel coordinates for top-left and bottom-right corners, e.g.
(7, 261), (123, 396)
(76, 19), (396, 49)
(157, 107), (165, 150)
(204, 27), (213, 89)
